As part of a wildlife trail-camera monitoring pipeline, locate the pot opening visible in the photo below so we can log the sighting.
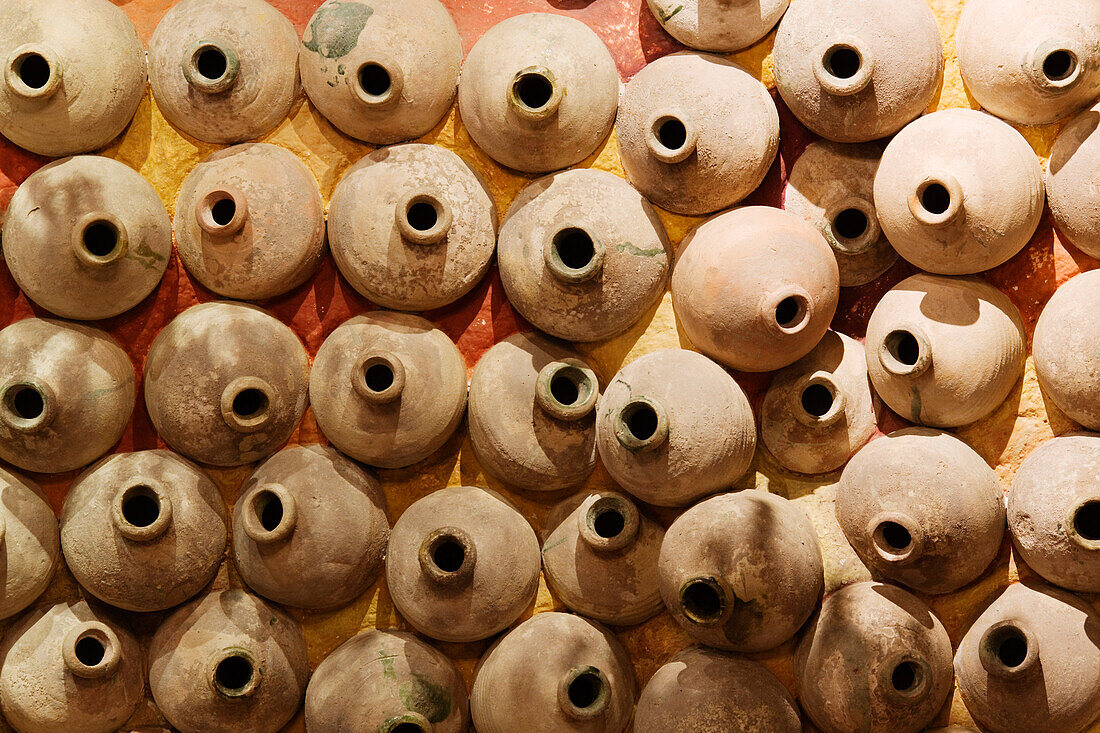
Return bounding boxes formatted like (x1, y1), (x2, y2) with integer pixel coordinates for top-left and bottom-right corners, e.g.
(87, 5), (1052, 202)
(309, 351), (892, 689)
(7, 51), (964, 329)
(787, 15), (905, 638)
(513, 71), (553, 110)
(215, 654), (255, 696)
(593, 508), (625, 538)
(82, 219), (121, 259)
(568, 671), (604, 710)
(875, 521), (912, 553)
(4, 384), (43, 422)
(551, 373), (580, 405)
(891, 660), (923, 694)
(16, 52), (50, 89)
(365, 363), (395, 393)
(919, 182), (951, 216)
(656, 117), (687, 151)
(74, 635), (105, 667)
(833, 208), (869, 241)
(885, 330), (921, 367)
(775, 295), (808, 329)
(196, 47), (228, 81)
(623, 402), (658, 441)
(210, 197), (236, 227)
(988, 625), (1028, 669)
(801, 383), (835, 418)
(431, 537), (465, 573)
(405, 201), (438, 232)
(1074, 501), (1100, 541)
(824, 45), (861, 80)
(232, 388), (269, 420)
(553, 228), (596, 271)
(1043, 49), (1077, 82)
(248, 489), (282, 533)
(680, 578), (726, 624)
(359, 62), (392, 97)
(121, 485), (161, 528)
(390, 725), (426, 733)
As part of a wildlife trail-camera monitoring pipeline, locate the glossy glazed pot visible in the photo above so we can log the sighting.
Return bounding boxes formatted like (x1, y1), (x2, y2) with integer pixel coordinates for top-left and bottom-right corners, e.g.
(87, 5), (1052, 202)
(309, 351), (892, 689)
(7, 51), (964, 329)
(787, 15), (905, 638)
(595, 349), (756, 507)
(309, 312), (467, 468)
(470, 612), (636, 733)
(1034, 270), (1100, 429)
(144, 302), (310, 467)
(458, 13), (619, 173)
(773, 0), (942, 142)
(148, 0), (300, 143)
(0, 467), (58, 621)
(469, 333), (599, 491)
(175, 143), (326, 300)
(797, 582), (954, 733)
(232, 444), (389, 610)
(0, 318), (133, 474)
(542, 491), (664, 626)
(0, 0), (145, 156)
(1049, 105), (1100, 258)
(955, 580), (1100, 733)
(865, 274), (1026, 427)
(305, 629), (469, 733)
(61, 450), (227, 612)
(671, 206), (839, 372)
(658, 490), (824, 652)
(837, 428), (1005, 594)
(873, 109), (1045, 275)
(0, 601), (143, 733)
(327, 143), (497, 311)
(300, 0), (461, 145)
(386, 486), (540, 642)
(615, 52), (779, 216)
(3, 156), (171, 320)
(149, 589), (309, 733)
(645, 0), (789, 53)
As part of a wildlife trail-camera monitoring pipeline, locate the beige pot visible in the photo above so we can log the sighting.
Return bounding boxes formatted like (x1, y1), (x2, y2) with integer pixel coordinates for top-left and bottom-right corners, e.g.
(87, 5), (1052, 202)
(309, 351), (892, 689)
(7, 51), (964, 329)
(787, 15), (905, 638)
(1034, 270), (1100, 429)
(0, 467), (57, 621)
(644, 0), (789, 53)
(1048, 104), (1100, 259)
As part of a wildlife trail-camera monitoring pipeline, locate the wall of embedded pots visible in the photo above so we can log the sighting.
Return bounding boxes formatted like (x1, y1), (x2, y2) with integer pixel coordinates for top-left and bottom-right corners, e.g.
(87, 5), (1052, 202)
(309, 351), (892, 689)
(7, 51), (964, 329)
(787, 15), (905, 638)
(1, 0), (1100, 731)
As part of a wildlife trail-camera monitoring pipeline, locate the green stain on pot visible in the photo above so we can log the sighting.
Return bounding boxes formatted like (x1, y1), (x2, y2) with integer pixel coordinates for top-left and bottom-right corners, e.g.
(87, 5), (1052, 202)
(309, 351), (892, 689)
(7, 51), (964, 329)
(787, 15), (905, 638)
(657, 4), (684, 22)
(303, 1), (374, 60)
(376, 649), (398, 679)
(399, 672), (452, 723)
(616, 241), (664, 257)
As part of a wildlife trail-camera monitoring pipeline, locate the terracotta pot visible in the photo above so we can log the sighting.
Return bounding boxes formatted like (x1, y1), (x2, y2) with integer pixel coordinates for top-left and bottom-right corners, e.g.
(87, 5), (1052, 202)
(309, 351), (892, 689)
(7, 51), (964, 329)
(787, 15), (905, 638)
(785, 141), (897, 286)
(0, 467), (58, 621)
(658, 490), (824, 652)
(955, 580), (1100, 733)
(386, 486), (540, 642)
(761, 330), (877, 475)
(309, 312), (467, 469)
(0, 0), (145, 156)
(231, 444), (389, 611)
(773, 0), (942, 142)
(149, 589), (309, 733)
(635, 646), (801, 733)
(1049, 105), (1100, 259)
(671, 206), (839, 372)
(300, 0), (461, 145)
(595, 349), (756, 507)
(864, 274), (1026, 427)
(470, 612), (636, 733)
(873, 109), (1045, 275)
(837, 428), (1005, 594)
(143, 302), (310, 467)
(174, 143), (326, 301)
(61, 449), (227, 612)
(468, 333), (599, 491)
(615, 52), (779, 216)
(644, 0), (789, 53)
(0, 318), (134, 474)
(796, 582), (954, 733)
(957, 0), (1100, 126)
(327, 143), (497, 311)
(541, 491), (664, 626)
(457, 13), (619, 173)
(148, 0), (300, 143)
(2, 156), (171, 320)
(1008, 433), (1100, 592)
(0, 601), (143, 733)
(1034, 270), (1100, 429)
(305, 629), (469, 733)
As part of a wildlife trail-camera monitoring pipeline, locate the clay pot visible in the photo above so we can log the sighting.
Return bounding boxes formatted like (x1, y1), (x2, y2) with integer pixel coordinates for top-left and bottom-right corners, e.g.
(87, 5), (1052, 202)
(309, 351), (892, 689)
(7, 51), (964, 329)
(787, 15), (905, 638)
(635, 646), (800, 733)
(2, 156), (171, 320)
(470, 612), (636, 733)
(231, 444), (389, 610)
(309, 312), (467, 468)
(0, 601), (143, 733)
(955, 580), (1100, 733)
(541, 491), (664, 626)
(645, 0), (789, 53)
(957, 0), (1100, 126)
(304, 629), (469, 733)
(0, 0), (145, 156)
(498, 169), (670, 342)
(671, 206), (840, 372)
(299, 0), (461, 145)
(1049, 106), (1100, 258)
(468, 333), (599, 491)
(327, 143), (497, 311)
(837, 428), (1005, 594)
(773, 0), (942, 142)
(1034, 270), (1100, 429)
(1008, 434), (1100, 592)
(386, 486), (540, 642)
(143, 302), (310, 467)
(595, 349), (756, 507)
(761, 331), (877, 475)
(148, 0), (300, 143)
(796, 582), (954, 733)
(60, 450), (227, 612)
(865, 274), (1026, 427)
(149, 589), (309, 733)
(785, 141), (897, 286)
(457, 13), (619, 173)
(873, 109), (1045, 275)
(0, 318), (134, 474)
(174, 143), (326, 300)
(658, 490), (824, 652)
(615, 52), (779, 216)
(0, 467), (58, 620)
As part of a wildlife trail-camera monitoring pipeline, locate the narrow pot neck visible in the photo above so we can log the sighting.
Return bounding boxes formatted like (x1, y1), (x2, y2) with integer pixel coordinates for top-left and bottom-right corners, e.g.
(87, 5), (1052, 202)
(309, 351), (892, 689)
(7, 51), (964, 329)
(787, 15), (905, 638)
(509, 65), (563, 124)
(4, 44), (62, 100)
(63, 622), (121, 680)
(112, 480), (174, 542)
(242, 483), (298, 544)
(577, 493), (640, 553)
(183, 39), (241, 94)
(352, 351), (406, 404)
(418, 526), (477, 586)
(535, 360), (599, 421)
